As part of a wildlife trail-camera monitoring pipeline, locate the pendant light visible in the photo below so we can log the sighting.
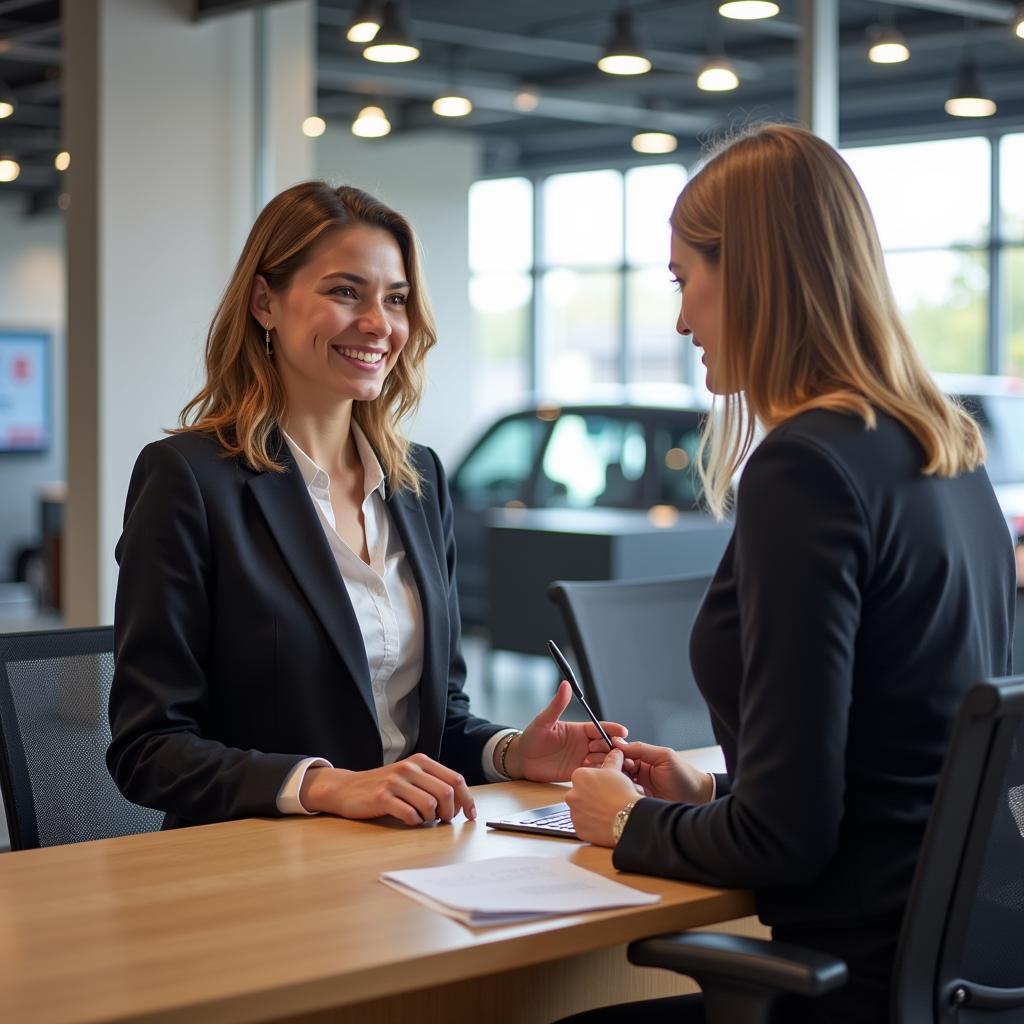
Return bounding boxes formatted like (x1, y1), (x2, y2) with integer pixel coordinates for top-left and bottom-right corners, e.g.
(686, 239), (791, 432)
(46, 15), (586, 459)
(0, 157), (21, 182)
(632, 132), (677, 154)
(0, 81), (15, 120)
(363, 2), (419, 63)
(345, 1), (381, 43)
(944, 60), (996, 117)
(1014, 3), (1024, 38)
(718, 0), (779, 21)
(352, 105), (392, 137)
(598, 10), (652, 75)
(697, 56), (740, 91)
(867, 25), (910, 63)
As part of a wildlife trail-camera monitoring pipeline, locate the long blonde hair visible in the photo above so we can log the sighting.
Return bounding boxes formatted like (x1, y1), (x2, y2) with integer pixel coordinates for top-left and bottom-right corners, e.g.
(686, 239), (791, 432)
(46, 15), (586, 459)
(175, 181), (437, 494)
(674, 124), (984, 518)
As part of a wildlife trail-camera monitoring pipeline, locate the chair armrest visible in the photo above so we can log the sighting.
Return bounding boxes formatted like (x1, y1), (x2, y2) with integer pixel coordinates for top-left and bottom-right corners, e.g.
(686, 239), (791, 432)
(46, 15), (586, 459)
(628, 932), (848, 999)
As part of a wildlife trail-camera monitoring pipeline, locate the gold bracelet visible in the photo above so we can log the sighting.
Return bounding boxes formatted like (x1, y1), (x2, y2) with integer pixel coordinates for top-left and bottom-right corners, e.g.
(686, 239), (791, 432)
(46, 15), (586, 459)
(498, 730), (523, 779)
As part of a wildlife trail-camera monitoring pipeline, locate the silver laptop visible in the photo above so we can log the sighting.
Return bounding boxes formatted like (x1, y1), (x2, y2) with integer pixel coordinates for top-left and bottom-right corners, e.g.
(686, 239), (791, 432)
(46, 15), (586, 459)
(486, 801), (580, 840)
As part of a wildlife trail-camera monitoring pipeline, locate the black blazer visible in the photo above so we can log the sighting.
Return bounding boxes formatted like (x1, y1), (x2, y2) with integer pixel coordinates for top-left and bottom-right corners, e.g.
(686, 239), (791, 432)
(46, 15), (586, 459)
(107, 430), (504, 829)
(613, 409), (1016, 1021)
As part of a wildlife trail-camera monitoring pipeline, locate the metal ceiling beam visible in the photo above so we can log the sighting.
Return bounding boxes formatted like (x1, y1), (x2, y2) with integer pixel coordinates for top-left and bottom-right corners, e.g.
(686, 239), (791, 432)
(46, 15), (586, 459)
(317, 55), (715, 133)
(0, 42), (61, 63)
(318, 6), (765, 78)
(0, 17), (59, 45)
(0, 0), (48, 16)
(879, 0), (1017, 24)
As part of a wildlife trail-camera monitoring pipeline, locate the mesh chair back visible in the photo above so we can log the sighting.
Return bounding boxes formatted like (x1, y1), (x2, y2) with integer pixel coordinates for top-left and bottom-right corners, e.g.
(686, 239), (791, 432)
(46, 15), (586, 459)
(0, 628), (164, 849)
(548, 574), (716, 750)
(892, 677), (1024, 1023)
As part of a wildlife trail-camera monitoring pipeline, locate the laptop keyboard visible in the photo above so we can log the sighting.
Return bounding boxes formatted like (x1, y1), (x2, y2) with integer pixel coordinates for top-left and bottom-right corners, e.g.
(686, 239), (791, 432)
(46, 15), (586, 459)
(517, 807), (576, 833)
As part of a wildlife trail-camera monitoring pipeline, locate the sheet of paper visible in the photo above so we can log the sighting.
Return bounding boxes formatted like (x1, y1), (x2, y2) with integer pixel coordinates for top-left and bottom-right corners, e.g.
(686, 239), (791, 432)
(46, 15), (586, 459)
(380, 855), (659, 926)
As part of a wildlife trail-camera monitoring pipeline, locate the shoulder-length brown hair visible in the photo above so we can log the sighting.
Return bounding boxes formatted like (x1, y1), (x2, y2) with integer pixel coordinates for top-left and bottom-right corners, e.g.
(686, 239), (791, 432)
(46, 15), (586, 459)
(674, 123), (983, 518)
(175, 181), (437, 494)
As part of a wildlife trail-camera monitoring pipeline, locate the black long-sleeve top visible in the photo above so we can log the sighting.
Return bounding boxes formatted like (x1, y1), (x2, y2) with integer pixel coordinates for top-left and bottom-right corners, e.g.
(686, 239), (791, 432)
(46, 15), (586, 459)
(614, 408), (1015, 934)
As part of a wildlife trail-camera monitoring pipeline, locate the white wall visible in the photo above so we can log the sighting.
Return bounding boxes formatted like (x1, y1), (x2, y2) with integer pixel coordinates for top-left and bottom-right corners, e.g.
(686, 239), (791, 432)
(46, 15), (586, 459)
(0, 200), (65, 580)
(315, 130), (483, 466)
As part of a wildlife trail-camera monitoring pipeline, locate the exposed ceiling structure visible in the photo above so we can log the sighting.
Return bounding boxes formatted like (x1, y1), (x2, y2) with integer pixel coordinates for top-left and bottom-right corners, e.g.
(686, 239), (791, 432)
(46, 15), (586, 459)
(0, 0), (1022, 212)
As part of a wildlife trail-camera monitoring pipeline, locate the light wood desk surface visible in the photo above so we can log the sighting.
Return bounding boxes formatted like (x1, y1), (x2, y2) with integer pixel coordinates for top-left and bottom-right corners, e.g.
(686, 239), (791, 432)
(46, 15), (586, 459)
(0, 778), (754, 1024)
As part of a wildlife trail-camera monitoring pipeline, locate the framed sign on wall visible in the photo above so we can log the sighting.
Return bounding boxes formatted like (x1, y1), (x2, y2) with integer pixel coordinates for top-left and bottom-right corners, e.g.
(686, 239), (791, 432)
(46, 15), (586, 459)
(0, 330), (50, 454)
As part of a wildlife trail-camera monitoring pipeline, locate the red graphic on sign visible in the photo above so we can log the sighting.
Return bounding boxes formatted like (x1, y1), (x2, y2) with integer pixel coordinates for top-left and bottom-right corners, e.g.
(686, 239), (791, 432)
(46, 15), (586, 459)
(12, 356), (31, 381)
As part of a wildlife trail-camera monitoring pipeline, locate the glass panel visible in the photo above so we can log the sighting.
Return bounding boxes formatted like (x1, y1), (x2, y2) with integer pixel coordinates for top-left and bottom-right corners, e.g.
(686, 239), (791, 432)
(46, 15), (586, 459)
(538, 414), (647, 508)
(957, 392), (1024, 486)
(627, 267), (687, 383)
(451, 414), (548, 508)
(841, 138), (990, 248)
(885, 249), (988, 373)
(469, 178), (533, 273)
(1002, 134), (1024, 242)
(625, 163), (687, 266)
(470, 272), (532, 412)
(1007, 247), (1024, 379)
(539, 269), (619, 394)
(542, 170), (623, 267)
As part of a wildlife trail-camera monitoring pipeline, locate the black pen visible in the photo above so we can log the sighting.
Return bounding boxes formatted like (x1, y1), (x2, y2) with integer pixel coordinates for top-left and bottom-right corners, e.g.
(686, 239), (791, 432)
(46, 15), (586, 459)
(546, 640), (615, 751)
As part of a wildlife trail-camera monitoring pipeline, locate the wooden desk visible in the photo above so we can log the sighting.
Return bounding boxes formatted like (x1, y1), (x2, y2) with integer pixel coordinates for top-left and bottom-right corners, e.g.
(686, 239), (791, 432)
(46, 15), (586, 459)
(0, 781), (756, 1024)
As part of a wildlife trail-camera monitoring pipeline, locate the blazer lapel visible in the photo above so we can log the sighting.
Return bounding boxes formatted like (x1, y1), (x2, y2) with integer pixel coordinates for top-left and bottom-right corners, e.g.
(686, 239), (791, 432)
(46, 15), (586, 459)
(387, 483), (448, 755)
(247, 446), (377, 728)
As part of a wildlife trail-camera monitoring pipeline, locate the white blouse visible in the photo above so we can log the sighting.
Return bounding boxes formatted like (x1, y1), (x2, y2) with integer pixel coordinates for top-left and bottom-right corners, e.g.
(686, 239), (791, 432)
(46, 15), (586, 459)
(275, 424), (512, 814)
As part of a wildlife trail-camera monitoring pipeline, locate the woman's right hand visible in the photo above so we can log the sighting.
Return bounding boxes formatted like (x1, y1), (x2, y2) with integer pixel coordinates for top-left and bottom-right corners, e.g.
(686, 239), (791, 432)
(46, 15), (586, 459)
(299, 754), (476, 825)
(612, 738), (715, 805)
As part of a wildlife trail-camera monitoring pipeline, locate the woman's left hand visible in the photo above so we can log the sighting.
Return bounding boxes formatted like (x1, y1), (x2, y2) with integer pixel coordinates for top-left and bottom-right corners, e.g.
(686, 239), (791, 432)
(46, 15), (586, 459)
(504, 681), (628, 783)
(566, 748), (642, 847)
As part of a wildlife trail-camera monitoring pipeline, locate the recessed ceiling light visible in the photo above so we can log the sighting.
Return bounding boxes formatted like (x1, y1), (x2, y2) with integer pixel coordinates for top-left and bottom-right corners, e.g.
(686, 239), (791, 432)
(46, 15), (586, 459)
(718, 0), (779, 20)
(513, 86), (540, 112)
(632, 132), (678, 154)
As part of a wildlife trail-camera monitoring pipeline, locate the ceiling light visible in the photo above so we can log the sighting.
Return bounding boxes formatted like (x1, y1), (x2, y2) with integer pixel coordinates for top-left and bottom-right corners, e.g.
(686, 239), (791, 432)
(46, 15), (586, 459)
(346, 0), (381, 43)
(352, 105), (391, 138)
(0, 81), (14, 119)
(0, 157), (21, 182)
(697, 57), (740, 91)
(513, 86), (540, 112)
(718, 0), (779, 20)
(598, 11), (652, 75)
(363, 1), (419, 63)
(54, 150), (71, 171)
(1014, 3), (1024, 38)
(944, 60), (996, 117)
(432, 94), (472, 117)
(868, 26), (910, 63)
(302, 115), (326, 137)
(632, 132), (678, 154)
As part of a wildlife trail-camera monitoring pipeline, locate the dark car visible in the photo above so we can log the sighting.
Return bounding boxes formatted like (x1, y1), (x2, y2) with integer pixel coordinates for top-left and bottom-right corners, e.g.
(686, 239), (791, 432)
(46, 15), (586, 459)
(448, 387), (712, 629)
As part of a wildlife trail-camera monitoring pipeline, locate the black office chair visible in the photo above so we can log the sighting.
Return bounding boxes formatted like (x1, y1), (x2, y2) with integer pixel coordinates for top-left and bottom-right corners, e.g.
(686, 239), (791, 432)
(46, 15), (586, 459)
(547, 574), (717, 751)
(0, 627), (163, 849)
(627, 675), (1024, 1023)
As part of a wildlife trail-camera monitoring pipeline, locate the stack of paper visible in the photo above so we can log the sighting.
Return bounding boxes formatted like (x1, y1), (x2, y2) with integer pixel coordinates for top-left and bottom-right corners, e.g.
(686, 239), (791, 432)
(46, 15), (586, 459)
(380, 855), (660, 926)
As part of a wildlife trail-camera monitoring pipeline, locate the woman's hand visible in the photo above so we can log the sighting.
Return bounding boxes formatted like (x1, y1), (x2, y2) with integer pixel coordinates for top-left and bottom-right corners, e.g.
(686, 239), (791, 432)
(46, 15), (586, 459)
(566, 748), (642, 847)
(503, 681), (628, 782)
(299, 754), (476, 825)
(611, 737), (714, 804)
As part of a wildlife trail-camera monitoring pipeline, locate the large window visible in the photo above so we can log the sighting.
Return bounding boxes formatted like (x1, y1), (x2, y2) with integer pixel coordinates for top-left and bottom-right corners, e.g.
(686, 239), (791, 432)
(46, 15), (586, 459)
(469, 134), (1024, 406)
(469, 163), (688, 403)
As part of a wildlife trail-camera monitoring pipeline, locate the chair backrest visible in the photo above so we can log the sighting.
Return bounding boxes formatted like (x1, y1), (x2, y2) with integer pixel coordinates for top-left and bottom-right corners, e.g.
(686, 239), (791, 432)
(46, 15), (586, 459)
(892, 676), (1024, 1023)
(548, 574), (717, 750)
(0, 627), (164, 849)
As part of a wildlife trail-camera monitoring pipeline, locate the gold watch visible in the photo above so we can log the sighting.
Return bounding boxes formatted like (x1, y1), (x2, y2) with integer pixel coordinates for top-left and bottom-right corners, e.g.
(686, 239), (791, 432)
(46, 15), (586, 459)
(611, 800), (638, 844)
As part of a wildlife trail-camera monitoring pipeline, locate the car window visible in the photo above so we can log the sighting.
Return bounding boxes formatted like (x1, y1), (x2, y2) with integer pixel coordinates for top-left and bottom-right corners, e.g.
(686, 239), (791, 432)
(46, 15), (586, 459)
(652, 421), (704, 510)
(537, 414), (647, 508)
(967, 394), (1024, 486)
(450, 415), (547, 507)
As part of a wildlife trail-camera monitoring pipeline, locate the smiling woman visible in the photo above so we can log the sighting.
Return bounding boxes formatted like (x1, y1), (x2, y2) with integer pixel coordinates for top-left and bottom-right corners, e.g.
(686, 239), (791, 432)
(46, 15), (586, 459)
(106, 180), (627, 832)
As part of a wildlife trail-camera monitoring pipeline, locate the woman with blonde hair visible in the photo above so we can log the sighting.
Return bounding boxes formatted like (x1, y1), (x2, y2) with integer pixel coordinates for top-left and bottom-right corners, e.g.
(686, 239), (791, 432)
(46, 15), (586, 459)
(565, 125), (1015, 1022)
(107, 181), (624, 830)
